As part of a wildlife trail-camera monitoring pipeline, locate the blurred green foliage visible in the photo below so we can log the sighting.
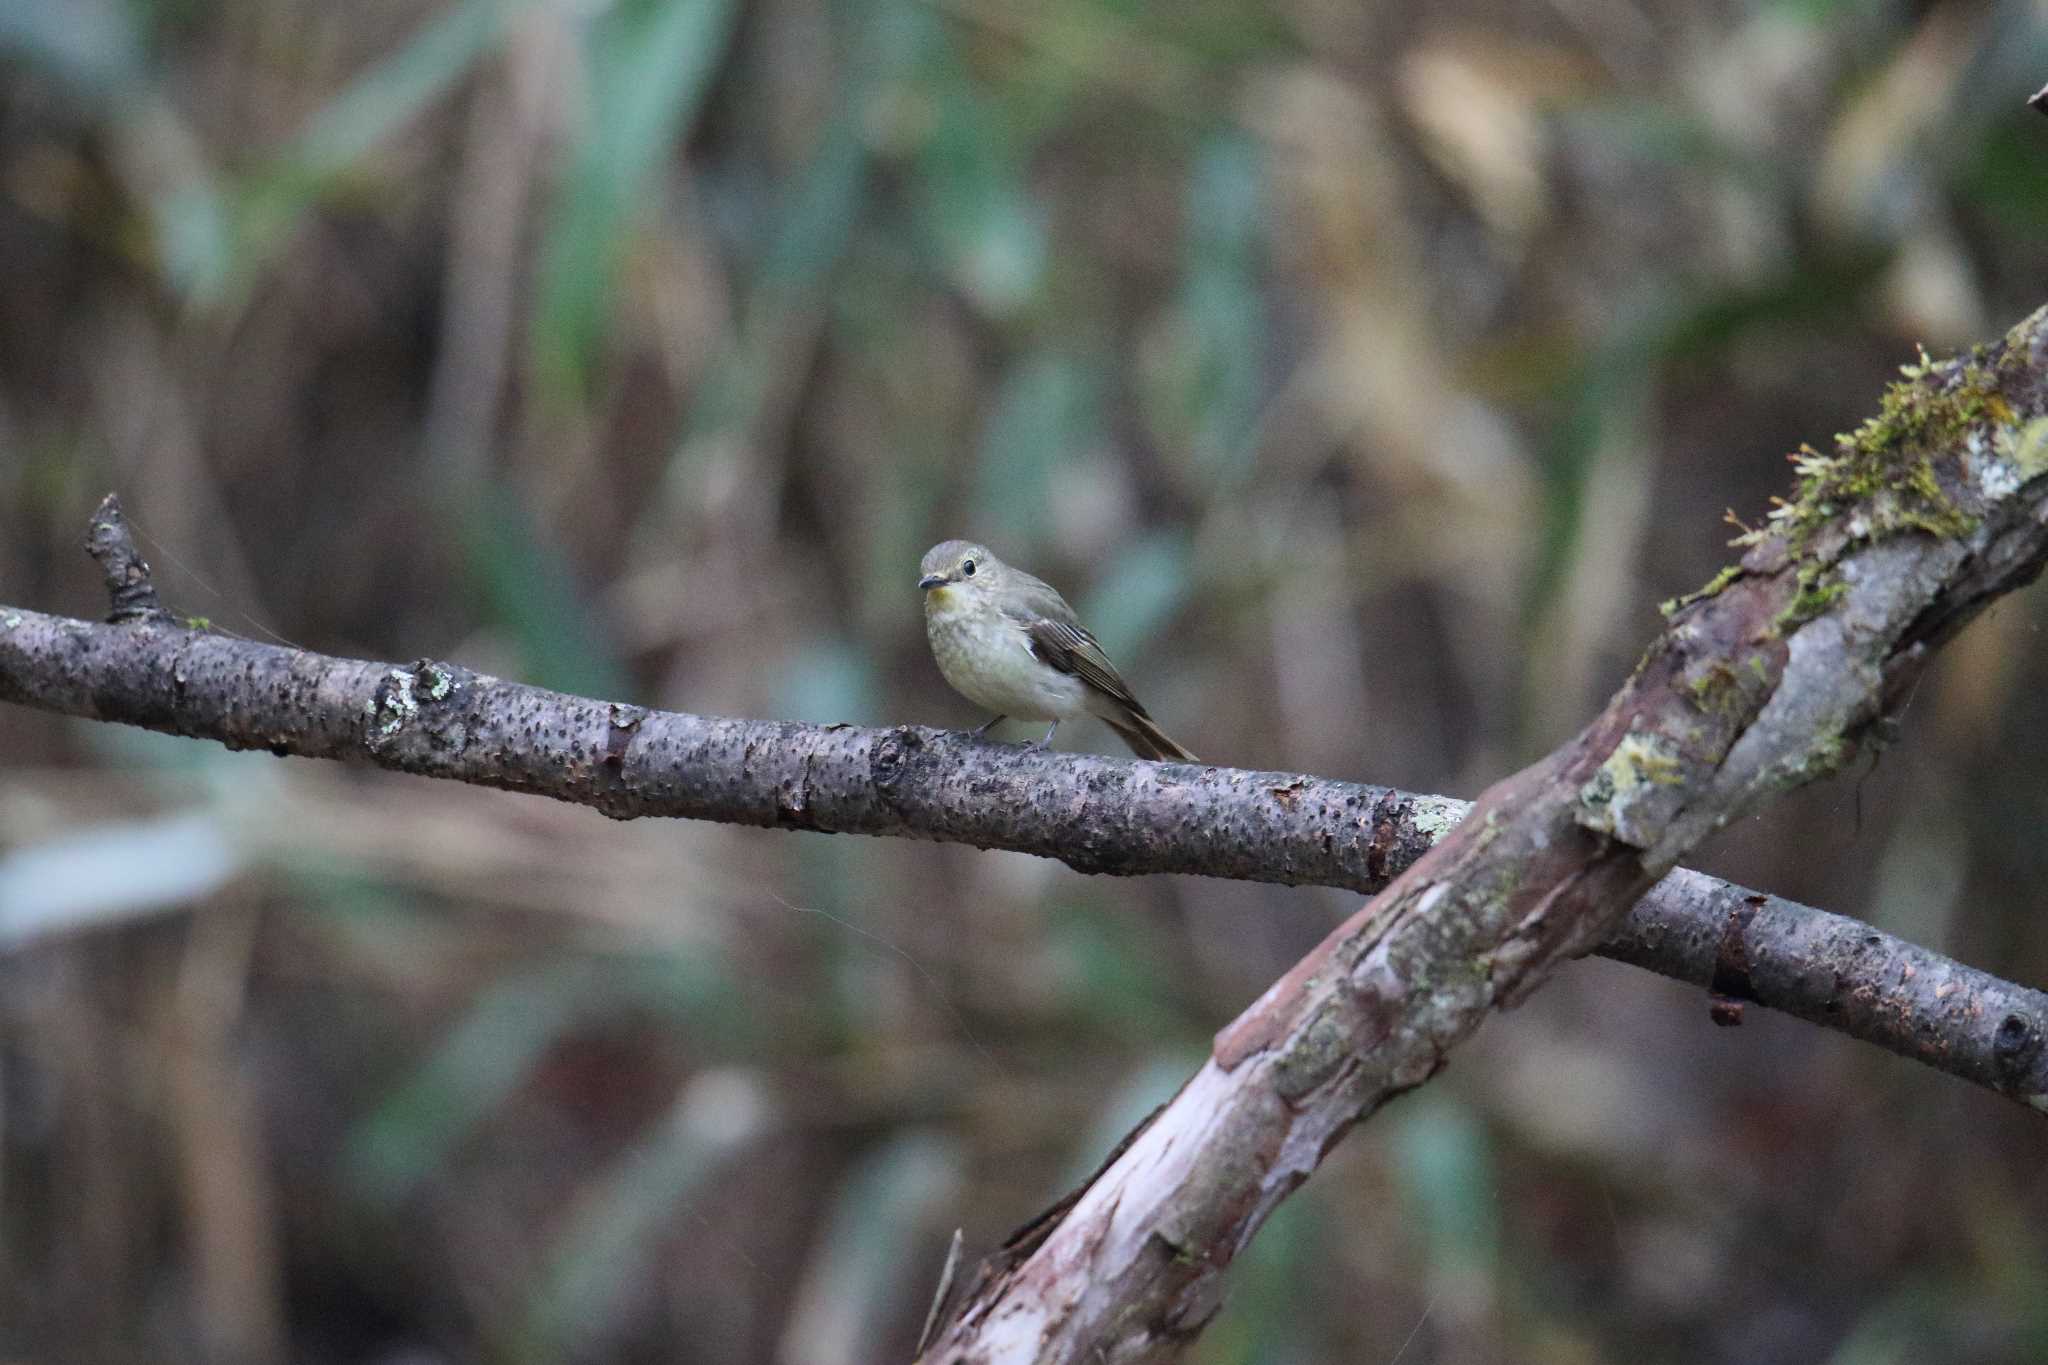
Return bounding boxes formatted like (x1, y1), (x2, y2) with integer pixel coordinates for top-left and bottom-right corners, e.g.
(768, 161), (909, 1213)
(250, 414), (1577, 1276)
(534, 0), (740, 394)
(4, 0), (2048, 1362)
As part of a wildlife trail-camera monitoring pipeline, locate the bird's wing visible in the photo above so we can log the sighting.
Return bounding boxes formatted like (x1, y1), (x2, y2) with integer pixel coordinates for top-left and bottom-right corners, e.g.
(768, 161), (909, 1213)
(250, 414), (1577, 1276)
(1009, 607), (1151, 718)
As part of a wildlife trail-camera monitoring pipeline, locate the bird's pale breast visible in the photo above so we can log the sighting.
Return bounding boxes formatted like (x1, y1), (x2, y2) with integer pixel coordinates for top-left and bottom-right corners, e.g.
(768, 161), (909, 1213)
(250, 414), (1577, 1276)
(926, 598), (1086, 720)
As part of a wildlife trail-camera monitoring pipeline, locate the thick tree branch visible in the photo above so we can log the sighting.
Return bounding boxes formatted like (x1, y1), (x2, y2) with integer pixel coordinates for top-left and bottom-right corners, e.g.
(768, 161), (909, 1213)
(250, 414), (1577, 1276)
(1, 496), (2045, 1121)
(913, 307), (2048, 1363)
(11, 312), (2048, 1358)
(1604, 869), (2048, 1099)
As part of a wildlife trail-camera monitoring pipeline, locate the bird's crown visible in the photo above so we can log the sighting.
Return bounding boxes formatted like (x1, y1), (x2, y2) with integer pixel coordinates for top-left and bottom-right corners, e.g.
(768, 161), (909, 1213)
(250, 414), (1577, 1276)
(919, 540), (998, 583)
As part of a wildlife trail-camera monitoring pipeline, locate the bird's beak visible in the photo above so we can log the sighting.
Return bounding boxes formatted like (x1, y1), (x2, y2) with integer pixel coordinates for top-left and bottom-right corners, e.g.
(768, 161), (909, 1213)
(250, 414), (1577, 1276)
(918, 573), (948, 591)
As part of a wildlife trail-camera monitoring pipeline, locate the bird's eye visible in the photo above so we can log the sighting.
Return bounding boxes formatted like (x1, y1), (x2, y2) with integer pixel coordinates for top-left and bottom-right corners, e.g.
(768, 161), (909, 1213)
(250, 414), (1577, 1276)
(962, 559), (977, 577)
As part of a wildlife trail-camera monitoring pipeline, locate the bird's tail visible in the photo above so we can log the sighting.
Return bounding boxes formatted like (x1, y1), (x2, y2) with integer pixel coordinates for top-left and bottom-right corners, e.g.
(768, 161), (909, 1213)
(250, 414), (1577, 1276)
(1103, 709), (1198, 764)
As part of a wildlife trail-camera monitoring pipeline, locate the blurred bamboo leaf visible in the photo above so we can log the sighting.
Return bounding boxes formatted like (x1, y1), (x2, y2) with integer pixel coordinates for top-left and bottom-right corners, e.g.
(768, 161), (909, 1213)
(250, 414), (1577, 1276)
(648, 0), (929, 539)
(1392, 1096), (1501, 1289)
(1074, 524), (1190, 658)
(972, 350), (1104, 547)
(87, 717), (263, 774)
(1044, 899), (1189, 1036)
(788, 839), (917, 1061)
(344, 964), (600, 1202)
(1526, 250), (1888, 627)
(522, 1069), (772, 1359)
(158, 178), (234, 299)
(686, 111), (874, 447)
(1057, 1054), (1204, 1189)
(0, 0), (233, 296)
(912, 31), (1048, 315)
(279, 862), (459, 985)
(1141, 131), (1267, 484)
(532, 0), (742, 395)
(1959, 123), (2048, 234)
(777, 636), (880, 726)
(0, 0), (141, 97)
(1826, 1281), (1988, 1365)
(0, 813), (240, 948)
(459, 484), (629, 699)
(1768, 0), (1874, 18)
(1562, 98), (1786, 189)
(1187, 128), (1263, 266)
(779, 1132), (963, 1365)
(345, 955), (742, 1202)
(856, 453), (948, 640)
(1196, 1193), (1321, 1365)
(229, 0), (532, 297)
(289, 0), (523, 179)
(1115, 0), (1295, 64)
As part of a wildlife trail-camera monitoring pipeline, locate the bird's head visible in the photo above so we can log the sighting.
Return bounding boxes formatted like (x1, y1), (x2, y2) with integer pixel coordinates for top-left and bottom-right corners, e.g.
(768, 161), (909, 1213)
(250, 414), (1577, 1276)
(918, 540), (1000, 608)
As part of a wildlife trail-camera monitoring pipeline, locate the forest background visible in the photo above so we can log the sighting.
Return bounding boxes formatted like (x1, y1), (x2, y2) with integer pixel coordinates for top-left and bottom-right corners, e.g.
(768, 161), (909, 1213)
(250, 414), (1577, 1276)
(3, 0), (2048, 1361)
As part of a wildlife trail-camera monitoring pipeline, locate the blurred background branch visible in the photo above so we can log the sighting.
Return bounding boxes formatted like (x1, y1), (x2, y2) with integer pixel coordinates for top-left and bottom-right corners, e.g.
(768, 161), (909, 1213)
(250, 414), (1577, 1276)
(4, 1), (2048, 1361)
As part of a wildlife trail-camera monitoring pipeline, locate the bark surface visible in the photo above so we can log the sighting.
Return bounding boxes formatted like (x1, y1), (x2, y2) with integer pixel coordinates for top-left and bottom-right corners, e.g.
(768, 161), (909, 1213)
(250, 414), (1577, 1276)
(4, 579), (2043, 1111)
(914, 310), (2048, 1361)
(2, 306), (2048, 1360)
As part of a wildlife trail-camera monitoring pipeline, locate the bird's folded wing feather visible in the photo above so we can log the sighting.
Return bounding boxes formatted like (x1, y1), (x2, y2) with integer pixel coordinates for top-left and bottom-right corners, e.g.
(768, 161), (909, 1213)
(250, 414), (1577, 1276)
(1012, 612), (1150, 717)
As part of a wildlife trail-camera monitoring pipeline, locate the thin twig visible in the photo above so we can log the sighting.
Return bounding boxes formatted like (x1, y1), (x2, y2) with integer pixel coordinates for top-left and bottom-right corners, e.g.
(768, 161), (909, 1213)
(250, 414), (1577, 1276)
(84, 494), (172, 625)
(916, 1229), (966, 1358)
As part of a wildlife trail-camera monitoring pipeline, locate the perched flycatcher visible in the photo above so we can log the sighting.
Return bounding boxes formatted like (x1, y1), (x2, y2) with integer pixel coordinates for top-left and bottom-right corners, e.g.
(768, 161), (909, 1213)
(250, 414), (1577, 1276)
(918, 539), (1197, 762)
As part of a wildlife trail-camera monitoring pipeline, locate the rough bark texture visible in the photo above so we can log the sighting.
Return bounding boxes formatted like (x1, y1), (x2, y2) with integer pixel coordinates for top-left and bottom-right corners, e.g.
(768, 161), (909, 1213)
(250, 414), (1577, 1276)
(0, 591), (1455, 878)
(911, 308), (2048, 1361)
(1, 492), (2045, 1120)
(1606, 869), (2048, 1098)
(4, 300), (2048, 1364)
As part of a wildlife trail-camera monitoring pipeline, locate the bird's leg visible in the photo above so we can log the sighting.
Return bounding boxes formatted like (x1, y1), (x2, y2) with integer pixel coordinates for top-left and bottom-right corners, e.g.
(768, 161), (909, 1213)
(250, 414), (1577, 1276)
(1034, 720), (1060, 748)
(971, 714), (1007, 737)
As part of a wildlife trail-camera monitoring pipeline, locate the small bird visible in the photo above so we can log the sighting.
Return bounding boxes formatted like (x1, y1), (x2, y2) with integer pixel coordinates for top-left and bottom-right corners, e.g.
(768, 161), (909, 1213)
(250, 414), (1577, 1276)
(918, 539), (1197, 763)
